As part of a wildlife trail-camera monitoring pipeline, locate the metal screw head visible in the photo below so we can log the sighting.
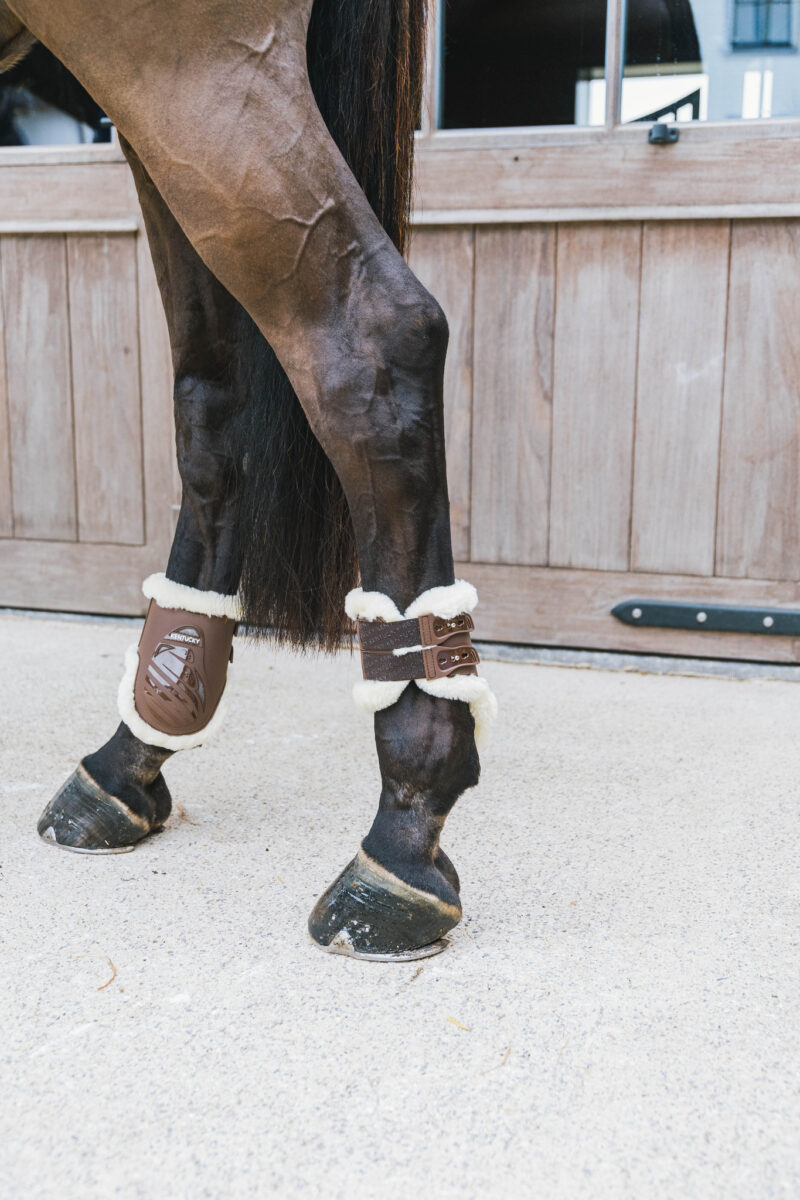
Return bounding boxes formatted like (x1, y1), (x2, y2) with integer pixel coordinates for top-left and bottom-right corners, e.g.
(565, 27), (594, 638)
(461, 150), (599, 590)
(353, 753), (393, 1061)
(631, 607), (643, 620)
(763, 615), (775, 629)
(696, 611), (708, 624)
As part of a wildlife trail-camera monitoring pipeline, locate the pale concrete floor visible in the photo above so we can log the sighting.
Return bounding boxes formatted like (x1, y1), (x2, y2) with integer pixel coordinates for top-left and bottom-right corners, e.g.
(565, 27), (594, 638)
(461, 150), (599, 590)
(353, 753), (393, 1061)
(1, 611), (799, 1200)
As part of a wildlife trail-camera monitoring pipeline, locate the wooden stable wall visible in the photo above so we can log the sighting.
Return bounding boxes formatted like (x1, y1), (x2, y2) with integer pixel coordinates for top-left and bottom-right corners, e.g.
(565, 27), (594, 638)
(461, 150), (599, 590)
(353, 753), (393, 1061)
(0, 152), (175, 614)
(2, 146), (800, 662)
(408, 217), (800, 662)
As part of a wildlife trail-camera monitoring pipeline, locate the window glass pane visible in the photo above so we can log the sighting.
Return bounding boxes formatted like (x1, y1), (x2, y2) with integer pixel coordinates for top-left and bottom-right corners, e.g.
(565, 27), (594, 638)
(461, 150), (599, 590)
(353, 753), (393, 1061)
(441, 0), (609, 129)
(623, 0), (800, 124)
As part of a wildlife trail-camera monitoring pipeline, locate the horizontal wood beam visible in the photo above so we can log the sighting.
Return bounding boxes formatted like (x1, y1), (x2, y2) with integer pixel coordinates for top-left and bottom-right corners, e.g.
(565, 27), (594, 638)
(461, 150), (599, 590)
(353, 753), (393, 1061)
(411, 204), (800, 225)
(458, 562), (800, 663)
(414, 134), (800, 216)
(0, 540), (168, 616)
(0, 219), (139, 234)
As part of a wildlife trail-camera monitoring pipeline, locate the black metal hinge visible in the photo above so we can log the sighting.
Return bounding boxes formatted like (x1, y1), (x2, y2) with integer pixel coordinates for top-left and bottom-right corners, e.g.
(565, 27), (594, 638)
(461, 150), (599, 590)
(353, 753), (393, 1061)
(612, 599), (800, 636)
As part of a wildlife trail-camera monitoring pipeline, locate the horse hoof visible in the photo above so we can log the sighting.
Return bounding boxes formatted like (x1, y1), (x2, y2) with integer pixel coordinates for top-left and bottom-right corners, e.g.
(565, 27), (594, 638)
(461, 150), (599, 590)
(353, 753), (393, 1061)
(37, 762), (167, 853)
(308, 848), (462, 961)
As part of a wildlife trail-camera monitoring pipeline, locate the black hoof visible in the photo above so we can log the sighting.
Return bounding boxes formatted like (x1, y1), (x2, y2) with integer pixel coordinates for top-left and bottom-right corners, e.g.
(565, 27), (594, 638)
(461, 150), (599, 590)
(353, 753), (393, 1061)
(308, 849), (462, 961)
(37, 762), (170, 854)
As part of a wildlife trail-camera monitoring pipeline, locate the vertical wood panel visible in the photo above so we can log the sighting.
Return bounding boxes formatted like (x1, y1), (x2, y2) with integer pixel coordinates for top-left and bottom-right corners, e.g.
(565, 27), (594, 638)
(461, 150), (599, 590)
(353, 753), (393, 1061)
(549, 223), (642, 570)
(407, 226), (474, 561)
(470, 224), (555, 564)
(631, 220), (730, 575)
(1, 235), (77, 540)
(0, 241), (13, 536)
(136, 228), (178, 557)
(717, 220), (800, 580)
(68, 234), (144, 544)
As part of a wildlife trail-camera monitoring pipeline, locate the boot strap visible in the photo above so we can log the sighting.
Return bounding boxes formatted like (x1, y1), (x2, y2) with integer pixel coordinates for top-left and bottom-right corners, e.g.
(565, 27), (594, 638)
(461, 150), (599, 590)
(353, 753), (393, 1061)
(357, 612), (479, 682)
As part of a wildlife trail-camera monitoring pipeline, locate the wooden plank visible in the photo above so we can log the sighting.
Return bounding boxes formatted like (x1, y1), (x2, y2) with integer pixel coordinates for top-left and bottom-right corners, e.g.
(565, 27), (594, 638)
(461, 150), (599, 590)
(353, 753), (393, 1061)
(0, 539), (161, 614)
(717, 220), (800, 580)
(0, 220), (139, 235)
(0, 163), (137, 225)
(136, 227), (178, 556)
(412, 204), (800, 226)
(407, 226), (474, 560)
(470, 224), (555, 564)
(1, 235), (77, 540)
(0, 144), (126, 166)
(414, 135), (800, 217)
(68, 234), (144, 544)
(0, 239), (12, 536)
(460, 561), (800, 664)
(549, 223), (641, 570)
(631, 221), (730, 575)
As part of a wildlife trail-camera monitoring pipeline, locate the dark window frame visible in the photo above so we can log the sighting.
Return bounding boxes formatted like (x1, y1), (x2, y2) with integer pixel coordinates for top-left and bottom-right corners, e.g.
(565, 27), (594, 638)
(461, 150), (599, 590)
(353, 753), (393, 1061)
(731, 0), (794, 49)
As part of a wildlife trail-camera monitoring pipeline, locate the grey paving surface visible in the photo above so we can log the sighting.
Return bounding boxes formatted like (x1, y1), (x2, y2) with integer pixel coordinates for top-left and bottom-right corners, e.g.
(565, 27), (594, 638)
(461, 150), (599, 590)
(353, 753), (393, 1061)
(1, 611), (799, 1199)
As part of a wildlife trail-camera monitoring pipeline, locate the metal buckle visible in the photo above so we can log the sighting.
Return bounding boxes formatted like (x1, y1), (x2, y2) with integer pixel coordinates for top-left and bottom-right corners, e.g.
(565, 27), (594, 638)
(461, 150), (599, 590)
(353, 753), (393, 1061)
(419, 612), (475, 647)
(422, 635), (480, 681)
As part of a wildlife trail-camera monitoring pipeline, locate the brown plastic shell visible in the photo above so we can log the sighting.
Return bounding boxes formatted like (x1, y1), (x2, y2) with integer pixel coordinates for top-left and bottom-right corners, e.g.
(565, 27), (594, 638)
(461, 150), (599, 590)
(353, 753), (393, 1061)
(133, 600), (235, 737)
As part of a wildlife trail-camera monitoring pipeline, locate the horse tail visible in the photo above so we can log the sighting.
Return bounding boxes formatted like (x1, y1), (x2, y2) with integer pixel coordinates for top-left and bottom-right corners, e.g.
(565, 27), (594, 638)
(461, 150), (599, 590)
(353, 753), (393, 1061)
(231, 0), (426, 650)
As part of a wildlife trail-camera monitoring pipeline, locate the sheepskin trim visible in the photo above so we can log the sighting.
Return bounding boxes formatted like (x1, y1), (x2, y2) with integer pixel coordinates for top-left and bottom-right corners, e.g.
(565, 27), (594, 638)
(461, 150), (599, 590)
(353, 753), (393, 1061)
(345, 588), (404, 623)
(346, 578), (478, 625)
(142, 573), (242, 621)
(346, 578), (495, 744)
(416, 676), (498, 751)
(117, 643), (230, 751)
(405, 579), (478, 621)
(350, 675), (497, 748)
(352, 678), (408, 714)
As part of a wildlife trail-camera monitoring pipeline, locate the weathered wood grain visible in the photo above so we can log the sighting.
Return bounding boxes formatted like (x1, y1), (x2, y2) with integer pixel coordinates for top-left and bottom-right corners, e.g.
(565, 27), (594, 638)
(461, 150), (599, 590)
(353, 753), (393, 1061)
(470, 224), (555, 564)
(0, 538), (159, 614)
(414, 133), (800, 217)
(631, 221), (730, 575)
(0, 163), (137, 225)
(549, 223), (642, 570)
(717, 220), (800, 580)
(68, 234), (145, 544)
(0, 240), (12, 536)
(136, 227), (178, 555)
(460, 561), (800, 664)
(407, 225), (474, 561)
(1, 235), (77, 540)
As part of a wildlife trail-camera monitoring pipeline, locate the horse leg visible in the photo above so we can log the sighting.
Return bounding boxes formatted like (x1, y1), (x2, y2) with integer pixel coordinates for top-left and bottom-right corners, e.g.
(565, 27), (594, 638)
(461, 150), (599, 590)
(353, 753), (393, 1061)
(14, 0), (493, 951)
(37, 145), (248, 853)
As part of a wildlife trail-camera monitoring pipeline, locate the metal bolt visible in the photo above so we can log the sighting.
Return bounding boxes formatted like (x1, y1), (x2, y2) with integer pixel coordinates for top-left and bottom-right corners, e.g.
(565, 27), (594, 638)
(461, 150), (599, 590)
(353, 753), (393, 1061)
(763, 615), (775, 629)
(631, 607), (643, 620)
(696, 611), (708, 624)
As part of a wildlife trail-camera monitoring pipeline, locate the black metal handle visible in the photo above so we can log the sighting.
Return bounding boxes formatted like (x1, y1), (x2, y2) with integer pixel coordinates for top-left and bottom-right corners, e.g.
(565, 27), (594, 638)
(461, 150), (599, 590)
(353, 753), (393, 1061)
(648, 122), (680, 145)
(613, 599), (800, 635)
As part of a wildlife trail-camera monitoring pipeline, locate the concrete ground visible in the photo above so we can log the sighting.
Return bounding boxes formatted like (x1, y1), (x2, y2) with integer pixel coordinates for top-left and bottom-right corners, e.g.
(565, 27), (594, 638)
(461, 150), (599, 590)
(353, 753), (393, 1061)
(1, 611), (799, 1200)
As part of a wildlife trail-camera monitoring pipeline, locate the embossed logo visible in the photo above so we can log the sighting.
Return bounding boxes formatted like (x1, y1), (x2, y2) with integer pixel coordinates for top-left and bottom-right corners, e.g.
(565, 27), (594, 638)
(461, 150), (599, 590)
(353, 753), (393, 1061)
(144, 625), (207, 719)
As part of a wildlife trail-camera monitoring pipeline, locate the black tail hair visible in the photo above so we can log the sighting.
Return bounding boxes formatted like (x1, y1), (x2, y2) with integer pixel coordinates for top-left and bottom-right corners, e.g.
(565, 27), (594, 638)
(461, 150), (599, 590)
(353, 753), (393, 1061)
(231, 0), (427, 651)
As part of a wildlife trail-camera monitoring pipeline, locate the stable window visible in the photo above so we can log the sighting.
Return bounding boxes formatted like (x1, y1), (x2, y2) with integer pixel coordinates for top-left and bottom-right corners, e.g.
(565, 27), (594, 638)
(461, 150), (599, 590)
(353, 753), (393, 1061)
(732, 0), (793, 48)
(424, 0), (800, 133)
(441, 0), (609, 129)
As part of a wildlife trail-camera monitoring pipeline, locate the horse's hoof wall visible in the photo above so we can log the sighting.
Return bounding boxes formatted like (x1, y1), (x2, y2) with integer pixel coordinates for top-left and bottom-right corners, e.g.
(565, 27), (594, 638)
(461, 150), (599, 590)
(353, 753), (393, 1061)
(37, 763), (155, 853)
(319, 934), (451, 962)
(308, 848), (461, 961)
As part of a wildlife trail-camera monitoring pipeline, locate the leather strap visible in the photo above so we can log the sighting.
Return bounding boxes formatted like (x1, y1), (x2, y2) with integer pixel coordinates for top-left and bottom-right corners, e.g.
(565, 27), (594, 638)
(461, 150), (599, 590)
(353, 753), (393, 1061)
(357, 612), (479, 682)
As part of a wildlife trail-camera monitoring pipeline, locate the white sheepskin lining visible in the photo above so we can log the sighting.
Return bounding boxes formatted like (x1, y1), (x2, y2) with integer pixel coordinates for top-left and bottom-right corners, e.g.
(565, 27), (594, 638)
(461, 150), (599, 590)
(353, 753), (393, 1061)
(345, 579), (497, 748)
(117, 644), (230, 752)
(143, 572), (242, 621)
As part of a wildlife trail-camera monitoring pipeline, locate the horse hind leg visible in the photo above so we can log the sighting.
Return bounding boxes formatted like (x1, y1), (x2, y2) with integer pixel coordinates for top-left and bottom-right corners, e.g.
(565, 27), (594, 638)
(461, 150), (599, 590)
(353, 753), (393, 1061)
(16, 0), (492, 953)
(38, 147), (248, 853)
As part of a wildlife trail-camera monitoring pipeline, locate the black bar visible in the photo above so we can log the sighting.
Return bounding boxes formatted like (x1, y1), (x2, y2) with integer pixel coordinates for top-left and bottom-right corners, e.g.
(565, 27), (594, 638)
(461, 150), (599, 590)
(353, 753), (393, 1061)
(612, 599), (800, 635)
